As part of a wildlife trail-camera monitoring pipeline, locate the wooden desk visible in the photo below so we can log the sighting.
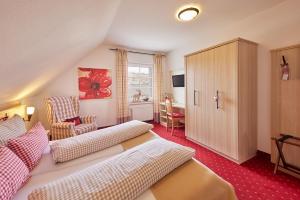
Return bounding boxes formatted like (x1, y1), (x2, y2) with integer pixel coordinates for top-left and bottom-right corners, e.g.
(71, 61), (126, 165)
(159, 102), (185, 109)
(159, 102), (185, 127)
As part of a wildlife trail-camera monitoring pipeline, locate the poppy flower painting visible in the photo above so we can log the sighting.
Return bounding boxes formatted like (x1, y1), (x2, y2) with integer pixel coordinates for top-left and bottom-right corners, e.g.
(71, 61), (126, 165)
(78, 67), (112, 100)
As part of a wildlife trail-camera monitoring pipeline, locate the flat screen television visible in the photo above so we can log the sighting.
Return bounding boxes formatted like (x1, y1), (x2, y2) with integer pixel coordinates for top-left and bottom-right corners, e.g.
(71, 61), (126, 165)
(172, 74), (184, 87)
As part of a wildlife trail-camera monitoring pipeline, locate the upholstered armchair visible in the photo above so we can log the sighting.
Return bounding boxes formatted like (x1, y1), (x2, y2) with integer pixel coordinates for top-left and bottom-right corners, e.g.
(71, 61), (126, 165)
(46, 96), (97, 140)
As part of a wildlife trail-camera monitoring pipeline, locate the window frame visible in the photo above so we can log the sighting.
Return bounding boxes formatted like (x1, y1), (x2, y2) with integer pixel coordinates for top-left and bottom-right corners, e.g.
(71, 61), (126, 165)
(128, 62), (154, 104)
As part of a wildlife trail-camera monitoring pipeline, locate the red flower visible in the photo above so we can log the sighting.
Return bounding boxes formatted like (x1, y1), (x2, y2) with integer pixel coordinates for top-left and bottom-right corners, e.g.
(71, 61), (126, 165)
(79, 68), (112, 99)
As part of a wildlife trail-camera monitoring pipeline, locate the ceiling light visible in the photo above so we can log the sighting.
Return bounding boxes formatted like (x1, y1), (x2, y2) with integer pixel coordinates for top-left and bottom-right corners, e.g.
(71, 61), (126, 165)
(177, 6), (200, 22)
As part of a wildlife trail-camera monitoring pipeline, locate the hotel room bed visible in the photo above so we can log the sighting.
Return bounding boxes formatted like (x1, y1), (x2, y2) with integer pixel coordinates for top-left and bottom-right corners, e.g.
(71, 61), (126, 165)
(14, 130), (237, 200)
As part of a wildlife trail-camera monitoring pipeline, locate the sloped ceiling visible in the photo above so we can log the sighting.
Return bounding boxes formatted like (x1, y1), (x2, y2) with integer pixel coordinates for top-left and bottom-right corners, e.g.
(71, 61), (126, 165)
(0, 0), (291, 104)
(0, 0), (121, 104)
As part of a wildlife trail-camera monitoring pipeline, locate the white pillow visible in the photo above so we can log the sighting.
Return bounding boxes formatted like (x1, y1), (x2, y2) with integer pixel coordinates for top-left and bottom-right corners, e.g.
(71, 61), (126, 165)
(0, 115), (26, 145)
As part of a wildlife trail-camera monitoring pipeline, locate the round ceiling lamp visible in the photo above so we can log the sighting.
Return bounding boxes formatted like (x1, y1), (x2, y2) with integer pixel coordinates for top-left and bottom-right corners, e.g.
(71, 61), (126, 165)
(177, 6), (201, 22)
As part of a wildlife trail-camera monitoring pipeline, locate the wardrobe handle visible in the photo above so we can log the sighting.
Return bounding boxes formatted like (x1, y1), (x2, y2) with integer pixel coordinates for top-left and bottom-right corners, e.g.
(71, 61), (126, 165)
(213, 90), (220, 110)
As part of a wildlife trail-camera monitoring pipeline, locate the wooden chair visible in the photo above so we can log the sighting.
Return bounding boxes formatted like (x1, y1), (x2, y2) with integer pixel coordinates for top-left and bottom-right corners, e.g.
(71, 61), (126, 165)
(165, 97), (185, 135)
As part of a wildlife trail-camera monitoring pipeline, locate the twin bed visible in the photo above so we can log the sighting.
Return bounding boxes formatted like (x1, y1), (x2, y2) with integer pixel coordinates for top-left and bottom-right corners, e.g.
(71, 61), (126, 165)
(14, 121), (237, 200)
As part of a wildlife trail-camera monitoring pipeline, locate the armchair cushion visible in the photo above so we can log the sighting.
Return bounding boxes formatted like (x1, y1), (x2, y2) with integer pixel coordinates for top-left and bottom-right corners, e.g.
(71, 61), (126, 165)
(74, 124), (97, 135)
(52, 122), (75, 130)
(80, 115), (96, 124)
(50, 122), (76, 140)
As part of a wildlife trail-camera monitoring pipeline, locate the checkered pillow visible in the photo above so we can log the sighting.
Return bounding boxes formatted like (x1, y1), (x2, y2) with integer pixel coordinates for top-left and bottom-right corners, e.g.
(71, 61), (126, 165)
(7, 122), (49, 171)
(0, 114), (26, 145)
(0, 146), (30, 200)
(51, 120), (154, 163)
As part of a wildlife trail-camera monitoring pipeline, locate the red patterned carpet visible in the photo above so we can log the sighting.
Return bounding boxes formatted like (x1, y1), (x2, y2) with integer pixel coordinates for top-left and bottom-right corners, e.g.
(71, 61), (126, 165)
(151, 123), (300, 200)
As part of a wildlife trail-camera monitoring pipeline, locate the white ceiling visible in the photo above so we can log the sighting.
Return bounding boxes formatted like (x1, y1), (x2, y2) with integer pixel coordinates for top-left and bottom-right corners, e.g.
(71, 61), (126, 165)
(0, 0), (121, 104)
(0, 0), (290, 104)
(104, 0), (285, 51)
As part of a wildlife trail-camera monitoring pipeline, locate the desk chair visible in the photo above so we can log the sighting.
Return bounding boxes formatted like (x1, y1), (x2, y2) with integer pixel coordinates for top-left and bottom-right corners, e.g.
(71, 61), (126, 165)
(165, 97), (185, 135)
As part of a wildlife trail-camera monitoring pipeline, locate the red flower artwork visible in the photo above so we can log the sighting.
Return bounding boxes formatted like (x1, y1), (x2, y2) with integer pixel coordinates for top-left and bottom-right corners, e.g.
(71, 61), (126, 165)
(78, 67), (112, 99)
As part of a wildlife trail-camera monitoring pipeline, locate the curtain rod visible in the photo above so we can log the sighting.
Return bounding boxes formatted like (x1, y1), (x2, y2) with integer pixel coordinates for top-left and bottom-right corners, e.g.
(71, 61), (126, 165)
(109, 48), (165, 56)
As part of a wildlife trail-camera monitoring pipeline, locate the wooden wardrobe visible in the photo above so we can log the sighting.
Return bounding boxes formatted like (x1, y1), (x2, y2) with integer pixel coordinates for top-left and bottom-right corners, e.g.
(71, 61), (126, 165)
(185, 38), (257, 163)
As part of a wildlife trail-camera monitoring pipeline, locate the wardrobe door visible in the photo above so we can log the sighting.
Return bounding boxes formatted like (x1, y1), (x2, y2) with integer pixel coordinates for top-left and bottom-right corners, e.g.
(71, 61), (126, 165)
(185, 55), (197, 140)
(213, 42), (239, 159)
(196, 50), (213, 146)
(195, 51), (205, 144)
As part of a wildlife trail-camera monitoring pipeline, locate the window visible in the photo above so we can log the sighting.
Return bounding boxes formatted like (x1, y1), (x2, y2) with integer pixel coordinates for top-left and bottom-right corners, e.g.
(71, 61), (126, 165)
(128, 62), (153, 103)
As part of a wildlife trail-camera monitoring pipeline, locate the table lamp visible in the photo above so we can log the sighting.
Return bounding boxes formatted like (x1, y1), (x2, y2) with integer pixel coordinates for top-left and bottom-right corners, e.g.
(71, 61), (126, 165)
(26, 106), (35, 121)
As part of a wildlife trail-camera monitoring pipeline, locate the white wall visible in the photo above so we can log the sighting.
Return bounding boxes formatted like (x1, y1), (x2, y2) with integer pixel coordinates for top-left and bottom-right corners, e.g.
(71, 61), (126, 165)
(27, 45), (117, 129)
(128, 52), (153, 64)
(164, 54), (185, 104)
(170, 69), (185, 104)
(256, 46), (271, 154)
(166, 0), (300, 153)
(26, 45), (166, 129)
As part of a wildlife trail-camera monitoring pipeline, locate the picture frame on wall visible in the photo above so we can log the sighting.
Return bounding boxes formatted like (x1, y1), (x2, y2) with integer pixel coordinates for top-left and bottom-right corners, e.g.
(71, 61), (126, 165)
(78, 67), (112, 100)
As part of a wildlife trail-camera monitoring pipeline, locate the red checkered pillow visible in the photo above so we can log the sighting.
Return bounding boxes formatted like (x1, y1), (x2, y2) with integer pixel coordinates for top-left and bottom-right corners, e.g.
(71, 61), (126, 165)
(0, 146), (30, 200)
(7, 122), (49, 171)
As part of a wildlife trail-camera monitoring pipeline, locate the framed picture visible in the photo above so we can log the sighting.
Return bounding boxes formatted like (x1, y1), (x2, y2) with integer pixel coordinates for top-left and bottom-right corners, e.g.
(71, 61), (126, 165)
(78, 67), (112, 100)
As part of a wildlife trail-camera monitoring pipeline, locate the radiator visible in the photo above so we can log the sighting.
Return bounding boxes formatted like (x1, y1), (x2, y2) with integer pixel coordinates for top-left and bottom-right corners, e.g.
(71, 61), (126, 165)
(130, 103), (153, 121)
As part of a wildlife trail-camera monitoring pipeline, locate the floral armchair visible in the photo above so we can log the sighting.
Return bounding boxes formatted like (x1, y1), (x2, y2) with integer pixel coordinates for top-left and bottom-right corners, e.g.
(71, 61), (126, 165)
(46, 96), (97, 140)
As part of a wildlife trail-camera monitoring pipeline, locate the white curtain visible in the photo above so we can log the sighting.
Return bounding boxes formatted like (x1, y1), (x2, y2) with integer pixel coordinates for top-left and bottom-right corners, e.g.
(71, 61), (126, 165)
(116, 49), (130, 124)
(153, 54), (164, 123)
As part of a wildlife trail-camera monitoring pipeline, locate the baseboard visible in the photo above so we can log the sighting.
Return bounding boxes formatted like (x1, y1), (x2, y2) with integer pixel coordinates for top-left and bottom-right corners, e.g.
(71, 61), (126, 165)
(186, 136), (257, 165)
(277, 166), (300, 179)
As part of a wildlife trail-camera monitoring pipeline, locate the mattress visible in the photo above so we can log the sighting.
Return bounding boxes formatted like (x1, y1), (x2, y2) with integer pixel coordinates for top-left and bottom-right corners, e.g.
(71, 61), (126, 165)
(14, 131), (236, 200)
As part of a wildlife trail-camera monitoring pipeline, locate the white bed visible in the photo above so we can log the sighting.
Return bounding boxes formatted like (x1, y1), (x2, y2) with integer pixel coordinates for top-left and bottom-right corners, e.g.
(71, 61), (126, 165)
(14, 131), (237, 200)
